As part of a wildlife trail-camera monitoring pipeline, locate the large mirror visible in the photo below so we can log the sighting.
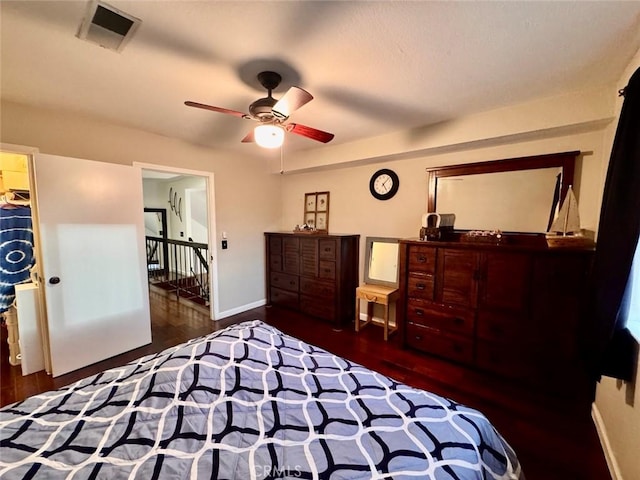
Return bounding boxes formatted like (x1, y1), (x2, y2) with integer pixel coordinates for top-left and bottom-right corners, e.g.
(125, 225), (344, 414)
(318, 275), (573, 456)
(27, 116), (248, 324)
(364, 237), (400, 287)
(144, 208), (166, 237)
(427, 151), (578, 233)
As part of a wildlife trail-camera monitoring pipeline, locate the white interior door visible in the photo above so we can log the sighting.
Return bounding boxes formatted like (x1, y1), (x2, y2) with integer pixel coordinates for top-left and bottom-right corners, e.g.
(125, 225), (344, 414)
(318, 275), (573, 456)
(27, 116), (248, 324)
(35, 153), (151, 377)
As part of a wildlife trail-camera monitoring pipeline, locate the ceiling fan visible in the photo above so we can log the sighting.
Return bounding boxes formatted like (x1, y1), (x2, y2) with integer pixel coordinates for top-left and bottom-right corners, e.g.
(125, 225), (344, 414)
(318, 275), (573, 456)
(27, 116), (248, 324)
(185, 71), (334, 148)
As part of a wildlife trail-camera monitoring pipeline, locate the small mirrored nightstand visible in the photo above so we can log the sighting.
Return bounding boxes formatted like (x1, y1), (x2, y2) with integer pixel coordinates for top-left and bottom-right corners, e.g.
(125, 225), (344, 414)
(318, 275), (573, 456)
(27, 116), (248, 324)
(355, 237), (400, 341)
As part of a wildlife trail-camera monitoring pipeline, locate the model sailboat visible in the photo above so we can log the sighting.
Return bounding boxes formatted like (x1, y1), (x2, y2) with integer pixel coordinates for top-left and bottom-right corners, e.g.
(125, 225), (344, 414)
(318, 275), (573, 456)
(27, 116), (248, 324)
(549, 185), (580, 235)
(546, 185), (590, 247)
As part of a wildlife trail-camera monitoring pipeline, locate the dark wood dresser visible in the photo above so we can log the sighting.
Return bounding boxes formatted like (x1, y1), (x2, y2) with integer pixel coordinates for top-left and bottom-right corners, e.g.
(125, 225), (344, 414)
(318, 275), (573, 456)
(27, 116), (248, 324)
(265, 232), (359, 327)
(398, 236), (595, 391)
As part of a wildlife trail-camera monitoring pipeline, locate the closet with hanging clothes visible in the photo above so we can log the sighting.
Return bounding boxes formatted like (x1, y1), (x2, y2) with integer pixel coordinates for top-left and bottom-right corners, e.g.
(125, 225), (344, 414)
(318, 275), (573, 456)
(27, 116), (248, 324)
(0, 151), (45, 375)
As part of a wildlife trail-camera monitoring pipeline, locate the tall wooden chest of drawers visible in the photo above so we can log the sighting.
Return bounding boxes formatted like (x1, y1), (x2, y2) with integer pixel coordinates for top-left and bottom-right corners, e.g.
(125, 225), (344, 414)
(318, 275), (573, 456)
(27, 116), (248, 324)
(265, 232), (359, 327)
(398, 237), (594, 390)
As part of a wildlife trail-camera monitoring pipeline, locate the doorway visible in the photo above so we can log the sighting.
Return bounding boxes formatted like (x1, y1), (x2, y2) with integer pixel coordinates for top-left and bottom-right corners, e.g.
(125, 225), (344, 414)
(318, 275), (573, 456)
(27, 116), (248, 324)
(0, 147), (47, 374)
(136, 163), (218, 320)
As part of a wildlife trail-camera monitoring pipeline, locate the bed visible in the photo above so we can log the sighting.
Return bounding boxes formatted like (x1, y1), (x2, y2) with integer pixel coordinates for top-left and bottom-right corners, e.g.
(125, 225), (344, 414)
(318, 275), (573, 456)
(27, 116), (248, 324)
(0, 320), (522, 479)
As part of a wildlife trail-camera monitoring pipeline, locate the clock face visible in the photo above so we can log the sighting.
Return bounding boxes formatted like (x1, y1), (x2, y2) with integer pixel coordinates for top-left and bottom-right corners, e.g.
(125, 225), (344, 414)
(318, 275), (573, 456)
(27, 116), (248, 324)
(369, 169), (399, 200)
(374, 174), (392, 194)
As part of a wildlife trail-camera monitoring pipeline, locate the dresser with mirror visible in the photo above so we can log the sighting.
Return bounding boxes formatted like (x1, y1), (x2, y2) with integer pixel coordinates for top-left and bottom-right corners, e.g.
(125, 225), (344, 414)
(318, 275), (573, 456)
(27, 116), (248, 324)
(398, 151), (595, 395)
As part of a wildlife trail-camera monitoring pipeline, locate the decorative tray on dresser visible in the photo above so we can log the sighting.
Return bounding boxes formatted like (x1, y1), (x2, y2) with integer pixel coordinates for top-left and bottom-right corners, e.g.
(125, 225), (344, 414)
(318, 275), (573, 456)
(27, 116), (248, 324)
(265, 232), (359, 328)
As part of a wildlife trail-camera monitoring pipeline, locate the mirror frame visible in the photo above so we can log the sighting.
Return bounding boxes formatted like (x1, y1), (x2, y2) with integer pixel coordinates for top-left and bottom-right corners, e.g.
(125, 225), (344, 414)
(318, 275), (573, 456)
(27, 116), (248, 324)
(144, 207), (168, 238)
(364, 236), (400, 287)
(426, 151), (579, 230)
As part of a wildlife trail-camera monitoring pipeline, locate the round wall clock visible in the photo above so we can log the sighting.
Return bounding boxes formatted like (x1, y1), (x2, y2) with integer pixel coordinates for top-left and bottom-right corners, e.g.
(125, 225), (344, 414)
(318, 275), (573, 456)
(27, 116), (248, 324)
(369, 168), (399, 200)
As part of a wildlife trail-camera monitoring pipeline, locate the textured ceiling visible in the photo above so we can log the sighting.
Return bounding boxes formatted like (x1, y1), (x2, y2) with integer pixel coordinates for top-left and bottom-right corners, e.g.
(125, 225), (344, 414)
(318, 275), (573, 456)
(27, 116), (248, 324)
(2, 1), (640, 158)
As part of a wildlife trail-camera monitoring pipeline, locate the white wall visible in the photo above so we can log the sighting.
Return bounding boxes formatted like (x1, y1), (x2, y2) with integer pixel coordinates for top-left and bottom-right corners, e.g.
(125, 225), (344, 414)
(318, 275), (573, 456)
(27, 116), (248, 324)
(593, 47), (640, 480)
(274, 84), (614, 174)
(281, 128), (609, 284)
(142, 178), (165, 210)
(0, 100), (282, 316)
(187, 188), (208, 244)
(143, 176), (207, 241)
(161, 176), (206, 241)
(278, 84), (617, 272)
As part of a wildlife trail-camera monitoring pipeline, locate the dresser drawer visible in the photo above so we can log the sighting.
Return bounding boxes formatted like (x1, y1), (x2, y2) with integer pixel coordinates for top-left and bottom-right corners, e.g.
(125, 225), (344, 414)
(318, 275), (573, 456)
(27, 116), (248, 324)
(406, 322), (474, 365)
(407, 273), (435, 300)
(283, 237), (300, 274)
(269, 236), (283, 255)
(283, 252), (300, 274)
(476, 310), (531, 342)
(407, 299), (474, 336)
(319, 260), (336, 280)
(283, 237), (300, 252)
(270, 287), (299, 309)
(408, 246), (436, 274)
(269, 255), (283, 272)
(270, 272), (299, 293)
(475, 340), (538, 378)
(300, 294), (335, 321)
(477, 339), (575, 381)
(319, 239), (337, 260)
(300, 277), (335, 298)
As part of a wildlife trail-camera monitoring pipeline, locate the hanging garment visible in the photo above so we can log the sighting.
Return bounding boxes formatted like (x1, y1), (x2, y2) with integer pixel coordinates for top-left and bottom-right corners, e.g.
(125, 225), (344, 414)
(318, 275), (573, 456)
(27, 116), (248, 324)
(0, 205), (35, 313)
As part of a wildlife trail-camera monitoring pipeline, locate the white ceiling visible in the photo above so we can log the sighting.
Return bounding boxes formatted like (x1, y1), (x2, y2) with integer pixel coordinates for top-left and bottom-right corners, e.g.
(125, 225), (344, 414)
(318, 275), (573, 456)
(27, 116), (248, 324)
(2, 1), (640, 159)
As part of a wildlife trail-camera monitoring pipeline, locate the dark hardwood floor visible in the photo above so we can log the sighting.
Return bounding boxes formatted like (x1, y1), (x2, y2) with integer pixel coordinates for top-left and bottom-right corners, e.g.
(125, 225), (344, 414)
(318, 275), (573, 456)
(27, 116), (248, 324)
(1, 289), (611, 480)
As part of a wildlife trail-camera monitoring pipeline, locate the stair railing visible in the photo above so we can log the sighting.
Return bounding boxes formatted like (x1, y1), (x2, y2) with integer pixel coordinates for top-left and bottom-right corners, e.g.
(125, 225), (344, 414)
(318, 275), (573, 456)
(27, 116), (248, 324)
(145, 236), (209, 305)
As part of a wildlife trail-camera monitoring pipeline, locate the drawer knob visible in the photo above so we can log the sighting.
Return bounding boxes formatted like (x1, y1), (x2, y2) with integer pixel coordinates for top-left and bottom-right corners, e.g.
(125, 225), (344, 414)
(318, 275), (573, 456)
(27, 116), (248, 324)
(418, 256), (427, 263)
(453, 317), (464, 325)
(415, 335), (422, 341)
(416, 283), (425, 290)
(415, 309), (424, 316)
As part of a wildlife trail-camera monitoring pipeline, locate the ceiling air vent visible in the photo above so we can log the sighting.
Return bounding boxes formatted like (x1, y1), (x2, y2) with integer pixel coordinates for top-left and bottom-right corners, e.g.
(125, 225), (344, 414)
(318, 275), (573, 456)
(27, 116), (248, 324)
(77, 1), (141, 52)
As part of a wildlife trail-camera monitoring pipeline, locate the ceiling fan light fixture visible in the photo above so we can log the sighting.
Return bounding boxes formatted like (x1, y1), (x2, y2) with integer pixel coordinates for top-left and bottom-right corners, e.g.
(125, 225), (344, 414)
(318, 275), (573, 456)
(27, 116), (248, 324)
(254, 124), (284, 148)
(185, 70), (333, 147)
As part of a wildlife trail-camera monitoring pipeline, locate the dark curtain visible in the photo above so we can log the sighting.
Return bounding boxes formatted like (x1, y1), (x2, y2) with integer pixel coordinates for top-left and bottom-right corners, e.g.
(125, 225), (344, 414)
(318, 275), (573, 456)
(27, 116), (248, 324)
(588, 66), (640, 381)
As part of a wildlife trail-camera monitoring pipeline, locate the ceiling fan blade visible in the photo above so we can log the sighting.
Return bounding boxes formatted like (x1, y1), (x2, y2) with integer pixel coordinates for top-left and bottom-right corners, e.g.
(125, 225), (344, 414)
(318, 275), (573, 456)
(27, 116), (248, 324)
(185, 101), (249, 119)
(286, 123), (334, 143)
(241, 129), (255, 143)
(272, 87), (313, 119)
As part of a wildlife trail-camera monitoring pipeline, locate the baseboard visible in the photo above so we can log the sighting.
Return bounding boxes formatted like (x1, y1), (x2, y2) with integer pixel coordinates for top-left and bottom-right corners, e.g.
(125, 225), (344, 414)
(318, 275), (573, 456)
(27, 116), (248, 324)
(215, 299), (266, 320)
(592, 403), (623, 480)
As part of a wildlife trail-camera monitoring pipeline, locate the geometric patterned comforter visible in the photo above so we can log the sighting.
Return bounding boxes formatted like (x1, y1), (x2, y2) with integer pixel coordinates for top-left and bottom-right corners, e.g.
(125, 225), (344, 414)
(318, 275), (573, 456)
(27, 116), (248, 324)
(0, 320), (523, 479)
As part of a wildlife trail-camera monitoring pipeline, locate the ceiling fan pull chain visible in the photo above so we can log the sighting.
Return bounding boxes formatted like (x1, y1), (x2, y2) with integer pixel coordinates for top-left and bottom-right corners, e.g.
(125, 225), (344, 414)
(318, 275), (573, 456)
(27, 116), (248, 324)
(280, 142), (285, 174)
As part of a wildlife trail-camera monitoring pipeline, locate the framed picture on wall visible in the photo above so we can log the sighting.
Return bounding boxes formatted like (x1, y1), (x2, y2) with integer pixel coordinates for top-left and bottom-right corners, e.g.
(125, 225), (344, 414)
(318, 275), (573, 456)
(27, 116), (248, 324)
(305, 193), (317, 212)
(305, 212), (316, 227)
(316, 212), (327, 230)
(316, 192), (329, 212)
(303, 191), (329, 232)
